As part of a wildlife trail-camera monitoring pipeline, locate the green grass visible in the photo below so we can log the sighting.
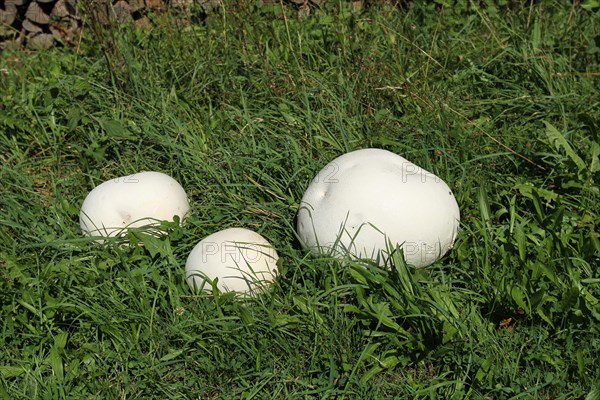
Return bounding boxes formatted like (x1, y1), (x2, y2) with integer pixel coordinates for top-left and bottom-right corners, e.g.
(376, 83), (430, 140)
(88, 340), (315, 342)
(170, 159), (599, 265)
(1, 1), (599, 398)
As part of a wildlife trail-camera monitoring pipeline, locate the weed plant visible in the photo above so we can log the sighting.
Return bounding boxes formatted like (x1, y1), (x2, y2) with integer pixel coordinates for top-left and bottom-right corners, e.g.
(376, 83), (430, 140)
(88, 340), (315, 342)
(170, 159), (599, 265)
(0, 1), (599, 398)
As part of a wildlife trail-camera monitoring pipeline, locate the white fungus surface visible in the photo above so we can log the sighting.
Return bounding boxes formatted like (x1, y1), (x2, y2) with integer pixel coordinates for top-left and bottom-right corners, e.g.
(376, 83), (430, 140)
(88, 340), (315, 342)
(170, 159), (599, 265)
(79, 171), (190, 237)
(296, 148), (460, 268)
(185, 228), (279, 294)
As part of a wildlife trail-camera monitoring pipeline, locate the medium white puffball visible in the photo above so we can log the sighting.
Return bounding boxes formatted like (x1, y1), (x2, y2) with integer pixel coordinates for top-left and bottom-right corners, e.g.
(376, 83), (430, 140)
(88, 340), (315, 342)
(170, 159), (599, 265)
(80, 171), (190, 237)
(297, 148), (460, 268)
(185, 228), (279, 294)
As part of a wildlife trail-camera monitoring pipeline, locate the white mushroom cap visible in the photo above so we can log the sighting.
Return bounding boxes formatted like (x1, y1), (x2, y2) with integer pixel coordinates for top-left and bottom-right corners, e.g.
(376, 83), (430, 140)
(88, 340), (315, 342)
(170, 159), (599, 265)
(79, 171), (190, 237)
(185, 228), (279, 294)
(296, 148), (460, 268)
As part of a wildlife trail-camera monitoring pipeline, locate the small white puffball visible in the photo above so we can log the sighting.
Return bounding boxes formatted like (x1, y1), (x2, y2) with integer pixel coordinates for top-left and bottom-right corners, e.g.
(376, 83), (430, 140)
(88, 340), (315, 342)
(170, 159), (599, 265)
(80, 171), (190, 237)
(185, 228), (279, 294)
(296, 148), (460, 268)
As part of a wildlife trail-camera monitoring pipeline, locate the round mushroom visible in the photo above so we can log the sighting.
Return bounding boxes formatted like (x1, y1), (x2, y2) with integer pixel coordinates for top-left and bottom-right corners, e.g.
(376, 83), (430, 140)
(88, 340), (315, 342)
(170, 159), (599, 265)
(296, 148), (460, 268)
(185, 228), (279, 294)
(79, 171), (190, 238)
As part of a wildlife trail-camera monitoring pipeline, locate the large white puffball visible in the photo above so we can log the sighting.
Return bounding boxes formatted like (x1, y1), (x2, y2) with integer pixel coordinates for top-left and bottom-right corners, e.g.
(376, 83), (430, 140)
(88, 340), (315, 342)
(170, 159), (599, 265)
(185, 228), (279, 294)
(297, 148), (460, 268)
(80, 171), (190, 237)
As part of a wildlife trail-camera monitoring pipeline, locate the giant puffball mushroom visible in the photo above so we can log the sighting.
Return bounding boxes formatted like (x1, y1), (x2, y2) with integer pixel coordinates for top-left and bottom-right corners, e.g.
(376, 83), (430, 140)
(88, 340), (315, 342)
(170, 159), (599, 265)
(80, 171), (190, 238)
(185, 228), (279, 294)
(296, 148), (460, 268)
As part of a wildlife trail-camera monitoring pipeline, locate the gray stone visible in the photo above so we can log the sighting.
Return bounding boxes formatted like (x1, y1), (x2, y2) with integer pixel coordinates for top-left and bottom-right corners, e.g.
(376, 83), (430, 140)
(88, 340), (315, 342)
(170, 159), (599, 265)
(49, 17), (79, 44)
(51, 0), (70, 18)
(134, 16), (151, 29)
(172, 0), (193, 6)
(145, 0), (165, 10)
(0, 24), (15, 38)
(5, 0), (27, 7)
(86, 1), (110, 25)
(0, 37), (23, 50)
(0, 5), (17, 25)
(298, 4), (310, 19)
(26, 2), (50, 25)
(28, 33), (55, 50)
(65, 0), (79, 16)
(129, 0), (146, 12)
(23, 19), (43, 33)
(49, 25), (63, 41)
(199, 0), (222, 12)
(51, 0), (79, 19)
(352, 1), (364, 11)
(113, 1), (132, 23)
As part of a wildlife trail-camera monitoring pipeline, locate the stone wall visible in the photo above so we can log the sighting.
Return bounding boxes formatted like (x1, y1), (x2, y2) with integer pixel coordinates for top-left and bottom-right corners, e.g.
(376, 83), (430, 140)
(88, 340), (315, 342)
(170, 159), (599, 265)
(0, 0), (223, 50)
(0, 0), (365, 50)
(1, 0), (79, 49)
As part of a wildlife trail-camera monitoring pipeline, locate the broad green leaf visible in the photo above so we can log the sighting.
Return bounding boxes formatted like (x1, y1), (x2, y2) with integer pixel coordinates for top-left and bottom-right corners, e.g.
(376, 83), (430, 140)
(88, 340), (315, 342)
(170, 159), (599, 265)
(66, 106), (83, 130)
(585, 388), (600, 400)
(130, 230), (166, 258)
(365, 297), (401, 331)
(0, 366), (24, 378)
(538, 262), (559, 285)
(357, 343), (383, 383)
(581, 0), (600, 11)
(590, 141), (600, 173)
(577, 349), (585, 377)
(530, 189), (546, 222)
(49, 347), (64, 381)
(160, 349), (184, 362)
(475, 357), (494, 382)
(478, 184), (492, 226)
(531, 17), (541, 50)
(379, 353), (402, 368)
(390, 246), (415, 296)
(514, 182), (559, 203)
(514, 222), (527, 262)
(562, 286), (580, 311)
(544, 121), (586, 172)
(511, 286), (529, 313)
(361, 364), (384, 384)
(443, 320), (460, 343)
(54, 332), (68, 351)
(349, 265), (369, 285)
(536, 304), (555, 327)
(293, 296), (325, 326)
(98, 118), (134, 139)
